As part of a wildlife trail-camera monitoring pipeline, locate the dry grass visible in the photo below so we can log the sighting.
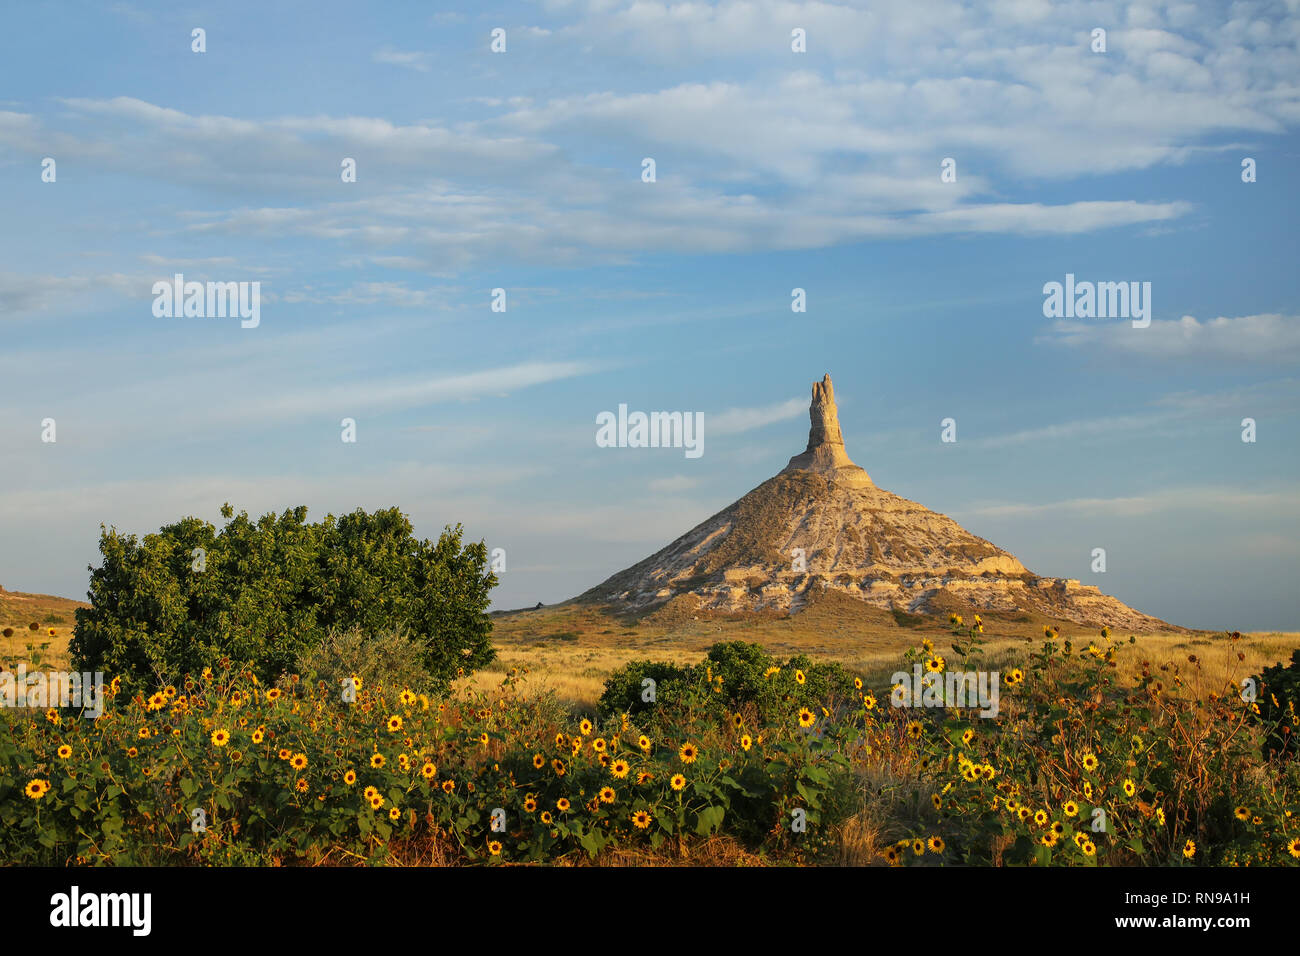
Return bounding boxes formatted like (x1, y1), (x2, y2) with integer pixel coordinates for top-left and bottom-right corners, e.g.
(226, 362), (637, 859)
(488, 598), (1300, 711)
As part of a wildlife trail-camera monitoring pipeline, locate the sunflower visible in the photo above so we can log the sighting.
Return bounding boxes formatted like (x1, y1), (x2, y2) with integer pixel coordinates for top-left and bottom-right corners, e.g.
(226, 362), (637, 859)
(389, 807), (402, 821)
(853, 677), (863, 690)
(370, 753), (386, 769)
(863, 693), (877, 711)
(1040, 832), (1059, 848)
(678, 742), (699, 764)
(1051, 821), (1064, 835)
(138, 727), (151, 740)
(927, 836), (945, 853)
(596, 786), (614, 804)
(523, 796), (538, 813)
(632, 810), (652, 829)
(1288, 838), (1300, 859)
(1080, 752), (1099, 773)
(1122, 779), (1136, 798)
(637, 735), (651, 752)
(961, 729), (975, 745)
(532, 753), (546, 769)
(982, 764), (996, 781)
(487, 839), (502, 856)
(344, 770), (357, 785)
(794, 669), (806, 685)
(570, 738), (583, 755)
(1081, 839), (1096, 857)
(56, 744), (73, 760)
(740, 734), (753, 752)
(266, 688), (282, 702)
(126, 747), (138, 758)
(798, 708), (817, 729)
(552, 758), (567, 776)
(1034, 810), (1048, 827)
(579, 719), (594, 736)
(421, 761), (437, 780)
(905, 720), (922, 739)
(670, 774), (687, 791)
(251, 728), (265, 744)
(883, 846), (900, 866)
(24, 779), (50, 800)
(442, 779), (455, 794)
(1155, 807), (1166, 826)
(925, 656), (945, 674)
(397, 753), (410, 771)
(147, 692), (166, 711)
(540, 811), (553, 824)
(592, 738), (607, 754)
(636, 771), (653, 785)
(610, 759), (630, 779)
(290, 752), (308, 770)
(386, 715), (402, 733)
(295, 778), (309, 793)
(911, 838), (925, 856)
(1082, 781), (1093, 801)
(731, 713), (744, 729)
(1007, 668), (1024, 685)
(478, 732), (489, 746)
(1234, 805), (1250, 821)
(932, 794), (942, 810)
(211, 728), (230, 747)
(556, 797), (571, 812)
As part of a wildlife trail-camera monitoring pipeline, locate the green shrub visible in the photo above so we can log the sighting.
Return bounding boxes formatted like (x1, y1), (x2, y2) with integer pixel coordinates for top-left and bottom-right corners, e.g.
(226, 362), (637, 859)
(598, 641), (862, 725)
(295, 627), (437, 697)
(70, 503), (497, 692)
(598, 659), (692, 719)
(1255, 649), (1300, 759)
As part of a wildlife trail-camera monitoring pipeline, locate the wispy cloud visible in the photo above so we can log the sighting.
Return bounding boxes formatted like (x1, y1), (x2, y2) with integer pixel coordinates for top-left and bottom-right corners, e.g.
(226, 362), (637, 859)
(371, 48), (432, 72)
(1046, 314), (1300, 362)
(709, 398), (807, 436)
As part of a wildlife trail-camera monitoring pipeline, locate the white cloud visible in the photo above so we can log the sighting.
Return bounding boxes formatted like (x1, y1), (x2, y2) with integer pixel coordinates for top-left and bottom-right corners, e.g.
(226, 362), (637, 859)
(1047, 314), (1300, 362)
(964, 485), (1300, 519)
(372, 49), (433, 72)
(709, 397), (807, 436)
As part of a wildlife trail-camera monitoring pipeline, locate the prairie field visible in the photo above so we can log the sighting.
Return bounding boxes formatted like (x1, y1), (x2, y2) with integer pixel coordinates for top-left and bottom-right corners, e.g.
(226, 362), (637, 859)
(475, 594), (1299, 712)
(3, 587), (1299, 868)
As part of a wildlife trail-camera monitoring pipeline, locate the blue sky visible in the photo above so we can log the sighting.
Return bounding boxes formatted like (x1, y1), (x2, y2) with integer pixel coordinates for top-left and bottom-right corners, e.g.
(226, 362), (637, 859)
(1, 0), (1298, 630)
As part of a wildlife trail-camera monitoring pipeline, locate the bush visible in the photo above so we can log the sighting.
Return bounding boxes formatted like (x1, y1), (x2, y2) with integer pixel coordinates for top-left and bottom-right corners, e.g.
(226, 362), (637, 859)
(295, 627), (437, 698)
(70, 503), (497, 693)
(598, 659), (692, 720)
(597, 641), (861, 725)
(1255, 649), (1300, 759)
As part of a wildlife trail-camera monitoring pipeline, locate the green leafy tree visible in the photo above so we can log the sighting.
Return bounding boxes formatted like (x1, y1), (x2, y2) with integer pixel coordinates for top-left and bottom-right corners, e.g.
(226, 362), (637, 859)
(70, 504), (496, 691)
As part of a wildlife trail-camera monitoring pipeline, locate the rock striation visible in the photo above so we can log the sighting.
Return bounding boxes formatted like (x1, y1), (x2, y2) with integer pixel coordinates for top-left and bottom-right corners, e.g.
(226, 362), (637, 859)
(580, 374), (1171, 630)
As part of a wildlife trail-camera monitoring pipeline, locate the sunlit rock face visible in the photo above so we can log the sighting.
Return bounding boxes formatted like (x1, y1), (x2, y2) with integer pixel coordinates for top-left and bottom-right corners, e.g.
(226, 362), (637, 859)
(579, 375), (1171, 631)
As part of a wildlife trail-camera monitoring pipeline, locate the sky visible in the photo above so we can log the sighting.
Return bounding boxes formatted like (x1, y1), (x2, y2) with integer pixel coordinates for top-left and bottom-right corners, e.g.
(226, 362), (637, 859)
(1, 0), (1298, 631)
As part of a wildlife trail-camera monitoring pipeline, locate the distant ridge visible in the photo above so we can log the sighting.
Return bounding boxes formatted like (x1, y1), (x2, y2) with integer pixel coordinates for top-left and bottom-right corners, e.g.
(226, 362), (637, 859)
(578, 374), (1171, 631)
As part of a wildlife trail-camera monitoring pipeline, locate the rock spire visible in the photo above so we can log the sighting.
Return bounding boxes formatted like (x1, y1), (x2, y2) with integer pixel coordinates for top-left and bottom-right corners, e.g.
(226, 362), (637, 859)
(781, 374), (873, 487)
